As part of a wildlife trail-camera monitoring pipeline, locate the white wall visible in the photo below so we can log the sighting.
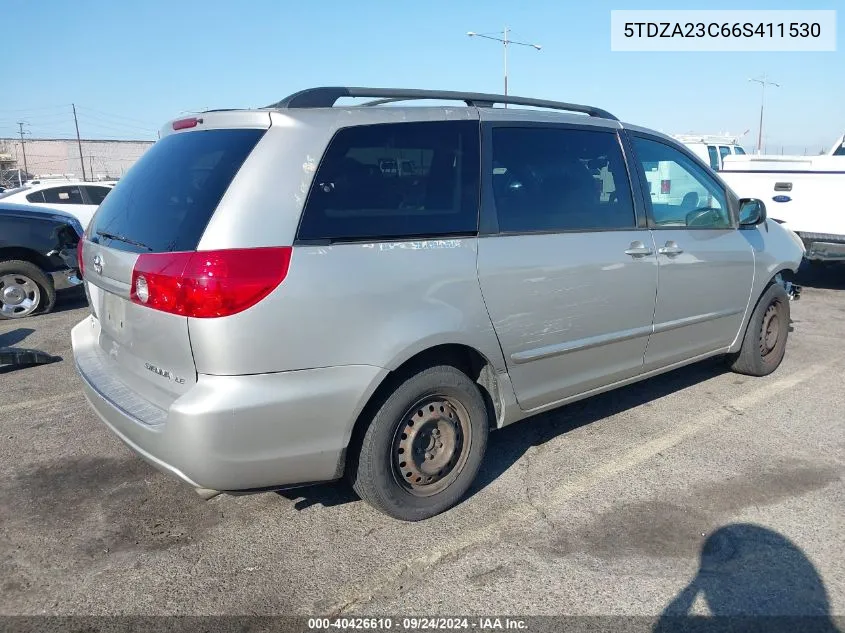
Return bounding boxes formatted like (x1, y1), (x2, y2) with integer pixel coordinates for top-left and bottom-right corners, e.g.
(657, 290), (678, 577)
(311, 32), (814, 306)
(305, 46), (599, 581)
(0, 138), (154, 180)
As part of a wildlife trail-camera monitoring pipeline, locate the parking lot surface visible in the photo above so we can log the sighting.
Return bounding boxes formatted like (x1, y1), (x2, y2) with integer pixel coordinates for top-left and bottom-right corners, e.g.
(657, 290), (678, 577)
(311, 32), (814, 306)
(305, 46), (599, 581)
(1, 267), (843, 618)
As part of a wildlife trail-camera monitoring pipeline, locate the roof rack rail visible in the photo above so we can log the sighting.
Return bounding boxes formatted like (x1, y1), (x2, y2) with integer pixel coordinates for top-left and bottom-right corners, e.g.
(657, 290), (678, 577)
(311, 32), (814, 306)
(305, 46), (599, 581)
(266, 87), (618, 121)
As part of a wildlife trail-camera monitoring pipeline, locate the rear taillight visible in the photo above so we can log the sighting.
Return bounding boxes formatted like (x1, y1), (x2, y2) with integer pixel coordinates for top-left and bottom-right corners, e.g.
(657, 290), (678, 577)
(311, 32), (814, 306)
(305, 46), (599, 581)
(129, 247), (291, 318)
(660, 179), (671, 194)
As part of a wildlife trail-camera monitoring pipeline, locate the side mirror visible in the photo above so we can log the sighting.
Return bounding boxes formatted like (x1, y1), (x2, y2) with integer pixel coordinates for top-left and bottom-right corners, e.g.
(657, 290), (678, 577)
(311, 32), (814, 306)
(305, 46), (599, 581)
(739, 198), (767, 226)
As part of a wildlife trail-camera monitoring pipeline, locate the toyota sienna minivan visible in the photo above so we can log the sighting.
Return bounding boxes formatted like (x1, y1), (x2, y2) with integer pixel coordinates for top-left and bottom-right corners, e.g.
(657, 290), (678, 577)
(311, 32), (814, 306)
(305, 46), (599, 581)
(72, 87), (803, 521)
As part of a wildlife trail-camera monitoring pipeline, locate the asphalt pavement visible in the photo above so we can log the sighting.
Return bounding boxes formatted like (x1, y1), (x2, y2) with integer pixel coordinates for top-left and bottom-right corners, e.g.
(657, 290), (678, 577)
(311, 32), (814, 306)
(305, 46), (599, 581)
(1, 266), (843, 621)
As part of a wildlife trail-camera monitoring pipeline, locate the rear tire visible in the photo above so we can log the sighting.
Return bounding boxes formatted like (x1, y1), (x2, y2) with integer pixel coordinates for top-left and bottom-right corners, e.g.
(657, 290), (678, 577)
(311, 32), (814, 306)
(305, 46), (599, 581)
(0, 260), (56, 320)
(350, 365), (489, 521)
(727, 282), (790, 377)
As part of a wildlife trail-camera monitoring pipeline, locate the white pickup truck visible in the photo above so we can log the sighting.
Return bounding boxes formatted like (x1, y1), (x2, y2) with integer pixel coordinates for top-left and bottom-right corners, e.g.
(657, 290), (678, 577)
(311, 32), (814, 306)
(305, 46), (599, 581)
(719, 134), (845, 262)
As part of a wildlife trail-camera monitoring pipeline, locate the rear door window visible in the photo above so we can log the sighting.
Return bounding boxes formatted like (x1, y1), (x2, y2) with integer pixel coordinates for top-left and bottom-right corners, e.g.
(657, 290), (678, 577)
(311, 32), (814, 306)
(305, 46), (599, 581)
(42, 186), (84, 205)
(297, 121), (480, 242)
(718, 146), (732, 166)
(88, 128), (265, 253)
(82, 185), (112, 205)
(490, 126), (636, 233)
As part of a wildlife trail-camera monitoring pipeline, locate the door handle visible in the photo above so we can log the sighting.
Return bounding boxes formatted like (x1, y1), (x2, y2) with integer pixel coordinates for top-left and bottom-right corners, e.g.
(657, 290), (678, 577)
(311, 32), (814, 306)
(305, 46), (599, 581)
(624, 241), (653, 258)
(658, 241), (684, 256)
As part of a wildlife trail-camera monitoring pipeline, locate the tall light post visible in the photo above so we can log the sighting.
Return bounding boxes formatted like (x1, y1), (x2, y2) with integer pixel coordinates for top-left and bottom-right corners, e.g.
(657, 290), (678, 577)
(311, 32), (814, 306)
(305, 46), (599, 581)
(749, 75), (780, 154)
(467, 27), (541, 105)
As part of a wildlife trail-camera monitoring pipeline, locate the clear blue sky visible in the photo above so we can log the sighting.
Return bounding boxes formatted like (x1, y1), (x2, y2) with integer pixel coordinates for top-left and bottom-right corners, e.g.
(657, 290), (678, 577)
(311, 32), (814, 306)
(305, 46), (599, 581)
(3, 0), (843, 153)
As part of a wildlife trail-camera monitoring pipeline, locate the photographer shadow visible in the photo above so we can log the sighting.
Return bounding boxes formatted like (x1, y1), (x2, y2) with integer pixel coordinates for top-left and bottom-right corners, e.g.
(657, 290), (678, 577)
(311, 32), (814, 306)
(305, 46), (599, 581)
(654, 523), (841, 633)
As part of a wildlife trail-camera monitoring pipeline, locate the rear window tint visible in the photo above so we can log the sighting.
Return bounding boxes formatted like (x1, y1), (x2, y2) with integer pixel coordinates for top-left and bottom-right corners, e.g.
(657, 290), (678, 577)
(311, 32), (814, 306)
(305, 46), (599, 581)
(88, 128), (264, 253)
(42, 186), (84, 204)
(297, 121), (480, 242)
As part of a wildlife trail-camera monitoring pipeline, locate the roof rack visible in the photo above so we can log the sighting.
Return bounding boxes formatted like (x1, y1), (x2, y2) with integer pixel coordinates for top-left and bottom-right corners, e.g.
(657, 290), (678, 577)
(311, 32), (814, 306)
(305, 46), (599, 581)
(266, 87), (618, 121)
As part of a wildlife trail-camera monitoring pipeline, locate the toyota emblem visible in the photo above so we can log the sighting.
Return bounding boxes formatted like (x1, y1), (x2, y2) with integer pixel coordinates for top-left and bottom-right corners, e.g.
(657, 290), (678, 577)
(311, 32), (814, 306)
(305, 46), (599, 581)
(92, 254), (103, 275)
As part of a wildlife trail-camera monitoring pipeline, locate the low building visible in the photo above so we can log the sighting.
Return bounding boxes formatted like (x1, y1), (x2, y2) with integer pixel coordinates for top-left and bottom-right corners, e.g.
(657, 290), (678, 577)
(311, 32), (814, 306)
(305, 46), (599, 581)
(0, 137), (154, 185)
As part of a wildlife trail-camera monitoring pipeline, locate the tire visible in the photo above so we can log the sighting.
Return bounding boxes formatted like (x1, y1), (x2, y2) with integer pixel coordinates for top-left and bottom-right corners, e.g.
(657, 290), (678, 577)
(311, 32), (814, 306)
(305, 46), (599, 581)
(349, 365), (489, 521)
(727, 282), (790, 377)
(0, 260), (56, 320)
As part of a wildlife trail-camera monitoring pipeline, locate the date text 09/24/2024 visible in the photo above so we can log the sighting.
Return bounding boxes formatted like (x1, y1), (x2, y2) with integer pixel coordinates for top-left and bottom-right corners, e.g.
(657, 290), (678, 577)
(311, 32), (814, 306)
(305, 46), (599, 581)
(307, 617), (528, 630)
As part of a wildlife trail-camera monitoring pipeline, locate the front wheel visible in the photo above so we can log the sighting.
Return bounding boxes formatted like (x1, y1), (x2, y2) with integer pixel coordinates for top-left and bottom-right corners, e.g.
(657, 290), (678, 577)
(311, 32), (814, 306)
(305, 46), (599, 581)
(727, 282), (790, 377)
(349, 365), (489, 521)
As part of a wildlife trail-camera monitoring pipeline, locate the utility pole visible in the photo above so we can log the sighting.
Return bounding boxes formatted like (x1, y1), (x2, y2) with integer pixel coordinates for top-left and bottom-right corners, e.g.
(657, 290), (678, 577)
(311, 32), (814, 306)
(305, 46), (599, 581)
(72, 103), (87, 181)
(17, 122), (29, 176)
(748, 75), (780, 154)
(503, 25), (509, 102)
(89, 155), (94, 180)
(467, 27), (542, 107)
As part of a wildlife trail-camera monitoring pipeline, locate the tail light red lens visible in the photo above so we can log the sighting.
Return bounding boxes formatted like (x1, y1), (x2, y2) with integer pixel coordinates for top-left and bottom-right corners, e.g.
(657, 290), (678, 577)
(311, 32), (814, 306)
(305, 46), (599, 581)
(129, 247), (292, 318)
(660, 179), (671, 194)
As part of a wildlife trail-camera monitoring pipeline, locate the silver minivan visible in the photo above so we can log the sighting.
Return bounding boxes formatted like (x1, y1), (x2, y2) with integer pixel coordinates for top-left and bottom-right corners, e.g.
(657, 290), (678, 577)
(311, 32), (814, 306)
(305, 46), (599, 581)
(72, 87), (804, 521)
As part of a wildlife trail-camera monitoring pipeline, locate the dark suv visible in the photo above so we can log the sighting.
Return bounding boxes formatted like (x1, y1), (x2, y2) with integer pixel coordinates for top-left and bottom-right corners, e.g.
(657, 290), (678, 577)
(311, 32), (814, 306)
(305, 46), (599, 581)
(0, 202), (82, 319)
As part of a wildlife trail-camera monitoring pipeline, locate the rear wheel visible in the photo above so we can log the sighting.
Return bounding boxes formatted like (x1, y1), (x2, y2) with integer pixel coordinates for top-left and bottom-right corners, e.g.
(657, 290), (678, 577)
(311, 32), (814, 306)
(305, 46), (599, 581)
(0, 260), (56, 320)
(350, 365), (489, 521)
(727, 282), (790, 376)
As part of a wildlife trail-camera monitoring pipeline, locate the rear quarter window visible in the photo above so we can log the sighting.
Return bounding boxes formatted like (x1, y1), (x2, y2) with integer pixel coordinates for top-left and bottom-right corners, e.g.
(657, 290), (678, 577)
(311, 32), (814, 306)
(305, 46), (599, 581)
(88, 128), (265, 253)
(297, 121), (480, 242)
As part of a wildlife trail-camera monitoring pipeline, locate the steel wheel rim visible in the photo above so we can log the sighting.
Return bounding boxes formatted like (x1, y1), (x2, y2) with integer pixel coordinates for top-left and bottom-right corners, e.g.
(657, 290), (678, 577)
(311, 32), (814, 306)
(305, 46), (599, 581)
(0, 273), (41, 318)
(391, 394), (472, 497)
(759, 301), (782, 357)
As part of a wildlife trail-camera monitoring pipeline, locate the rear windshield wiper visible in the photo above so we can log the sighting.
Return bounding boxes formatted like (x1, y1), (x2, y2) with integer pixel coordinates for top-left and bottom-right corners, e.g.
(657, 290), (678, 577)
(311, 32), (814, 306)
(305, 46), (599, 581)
(95, 230), (152, 251)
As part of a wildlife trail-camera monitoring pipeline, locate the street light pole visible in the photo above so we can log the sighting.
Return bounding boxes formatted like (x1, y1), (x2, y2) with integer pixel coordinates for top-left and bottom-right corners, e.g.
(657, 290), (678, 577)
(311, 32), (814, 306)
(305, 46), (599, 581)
(467, 27), (541, 106)
(749, 75), (780, 154)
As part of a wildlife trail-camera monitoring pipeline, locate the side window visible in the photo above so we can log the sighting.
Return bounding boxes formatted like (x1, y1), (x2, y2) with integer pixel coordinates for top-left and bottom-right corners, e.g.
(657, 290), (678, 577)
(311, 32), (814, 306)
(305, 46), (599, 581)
(25, 190), (45, 203)
(706, 146), (720, 170)
(490, 127), (635, 232)
(42, 186), (84, 205)
(734, 146), (746, 155)
(718, 146), (732, 165)
(631, 137), (731, 229)
(83, 186), (111, 205)
(297, 121), (480, 242)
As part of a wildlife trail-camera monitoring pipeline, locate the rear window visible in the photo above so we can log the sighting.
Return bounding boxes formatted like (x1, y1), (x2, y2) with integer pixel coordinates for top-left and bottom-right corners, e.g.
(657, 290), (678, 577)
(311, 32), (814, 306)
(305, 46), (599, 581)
(42, 186), (84, 205)
(88, 128), (264, 253)
(297, 121), (480, 243)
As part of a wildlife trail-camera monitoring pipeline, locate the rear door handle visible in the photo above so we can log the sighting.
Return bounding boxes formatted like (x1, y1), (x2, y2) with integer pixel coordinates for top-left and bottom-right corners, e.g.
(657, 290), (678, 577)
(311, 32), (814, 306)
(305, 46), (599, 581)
(658, 241), (684, 256)
(624, 241), (653, 258)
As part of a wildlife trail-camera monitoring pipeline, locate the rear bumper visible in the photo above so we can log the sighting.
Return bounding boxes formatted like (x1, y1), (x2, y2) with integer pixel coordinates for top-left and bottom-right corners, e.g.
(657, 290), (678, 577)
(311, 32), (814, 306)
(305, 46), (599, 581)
(71, 317), (387, 492)
(797, 232), (845, 261)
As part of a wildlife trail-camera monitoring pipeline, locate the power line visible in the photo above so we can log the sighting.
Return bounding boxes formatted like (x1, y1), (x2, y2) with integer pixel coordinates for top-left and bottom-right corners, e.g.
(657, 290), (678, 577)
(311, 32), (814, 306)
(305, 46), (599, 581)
(75, 105), (160, 128)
